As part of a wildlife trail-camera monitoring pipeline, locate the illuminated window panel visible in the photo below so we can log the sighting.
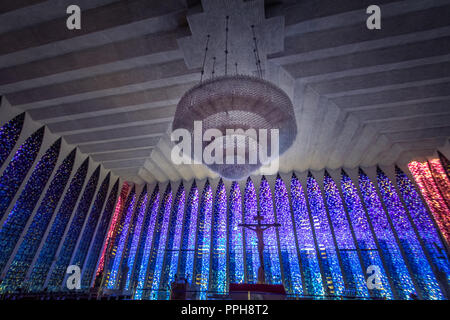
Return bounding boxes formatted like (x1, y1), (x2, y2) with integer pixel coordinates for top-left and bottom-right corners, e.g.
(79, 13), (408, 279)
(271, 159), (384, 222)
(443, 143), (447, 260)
(123, 186), (149, 291)
(116, 187), (148, 291)
(428, 159), (450, 208)
(158, 184), (186, 299)
(0, 127), (44, 220)
(0, 139), (60, 275)
(395, 167), (450, 286)
(437, 151), (450, 177)
(107, 186), (137, 289)
(134, 186), (160, 300)
(244, 178), (258, 284)
(408, 161), (450, 244)
(290, 174), (324, 297)
(307, 172), (344, 296)
(0, 149), (75, 293)
(81, 179), (119, 289)
(358, 169), (415, 299)
(47, 166), (100, 290)
(0, 113), (25, 168)
(96, 182), (130, 279)
(377, 168), (444, 299)
(145, 184), (172, 300)
(177, 182), (199, 285)
(193, 181), (213, 300)
(28, 158), (89, 292)
(259, 176), (282, 285)
(340, 171), (393, 299)
(210, 180), (227, 295)
(228, 181), (244, 284)
(70, 173), (110, 273)
(323, 172), (368, 298)
(274, 175), (302, 296)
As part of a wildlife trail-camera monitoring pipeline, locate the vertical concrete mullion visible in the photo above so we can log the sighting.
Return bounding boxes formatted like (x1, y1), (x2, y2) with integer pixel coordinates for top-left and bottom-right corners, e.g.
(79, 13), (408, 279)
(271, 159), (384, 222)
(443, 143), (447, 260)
(327, 169), (368, 298)
(313, 170), (351, 296)
(191, 179), (207, 299)
(24, 152), (88, 285)
(238, 180), (248, 284)
(97, 180), (131, 289)
(297, 171), (328, 297)
(158, 181), (181, 298)
(84, 177), (122, 288)
(43, 160), (98, 289)
(141, 182), (166, 299)
(114, 184), (143, 291)
(62, 169), (112, 289)
(281, 173), (307, 297)
(265, 175), (286, 289)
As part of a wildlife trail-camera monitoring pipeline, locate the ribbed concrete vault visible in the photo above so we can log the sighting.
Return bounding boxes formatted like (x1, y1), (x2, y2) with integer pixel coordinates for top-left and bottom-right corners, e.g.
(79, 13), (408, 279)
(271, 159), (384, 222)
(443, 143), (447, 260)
(0, 0), (449, 184)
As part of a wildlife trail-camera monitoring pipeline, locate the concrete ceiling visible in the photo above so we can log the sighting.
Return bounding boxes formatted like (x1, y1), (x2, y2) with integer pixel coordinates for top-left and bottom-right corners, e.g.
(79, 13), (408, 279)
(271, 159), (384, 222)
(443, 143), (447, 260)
(0, 0), (449, 184)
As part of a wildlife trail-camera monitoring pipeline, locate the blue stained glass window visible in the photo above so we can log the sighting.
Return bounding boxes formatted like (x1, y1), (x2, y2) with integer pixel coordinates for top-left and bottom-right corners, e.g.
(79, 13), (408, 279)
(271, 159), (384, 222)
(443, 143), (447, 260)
(0, 148), (76, 293)
(340, 171), (393, 299)
(395, 167), (450, 286)
(0, 127), (45, 220)
(177, 182), (199, 285)
(291, 174), (324, 296)
(244, 178), (258, 284)
(47, 166), (100, 290)
(228, 181), (244, 284)
(210, 179), (227, 295)
(376, 168), (444, 300)
(274, 175), (302, 295)
(259, 176), (282, 285)
(0, 139), (61, 276)
(28, 158), (89, 292)
(158, 183), (186, 299)
(307, 172), (345, 296)
(134, 185), (160, 300)
(71, 173), (111, 271)
(81, 179), (119, 289)
(123, 186), (149, 291)
(323, 171), (368, 298)
(193, 181), (213, 300)
(0, 113), (25, 168)
(107, 186), (137, 289)
(145, 184), (172, 300)
(358, 169), (416, 299)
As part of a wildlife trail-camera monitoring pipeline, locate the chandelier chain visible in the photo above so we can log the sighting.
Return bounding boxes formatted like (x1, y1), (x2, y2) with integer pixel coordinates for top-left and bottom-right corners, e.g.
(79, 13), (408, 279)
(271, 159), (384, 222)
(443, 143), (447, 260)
(251, 25), (263, 78)
(225, 16), (230, 76)
(200, 34), (210, 83)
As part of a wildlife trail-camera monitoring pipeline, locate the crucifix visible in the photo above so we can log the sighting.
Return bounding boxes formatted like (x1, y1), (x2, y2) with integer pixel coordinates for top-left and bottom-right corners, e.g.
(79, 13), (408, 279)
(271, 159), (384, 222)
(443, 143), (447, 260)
(239, 211), (280, 284)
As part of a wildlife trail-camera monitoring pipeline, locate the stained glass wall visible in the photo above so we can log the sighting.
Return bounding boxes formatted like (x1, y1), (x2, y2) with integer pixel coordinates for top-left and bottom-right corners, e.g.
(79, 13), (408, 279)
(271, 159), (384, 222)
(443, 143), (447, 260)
(0, 139), (61, 274)
(1, 155), (448, 299)
(0, 149), (76, 292)
(408, 156), (450, 244)
(0, 113), (25, 168)
(0, 127), (45, 220)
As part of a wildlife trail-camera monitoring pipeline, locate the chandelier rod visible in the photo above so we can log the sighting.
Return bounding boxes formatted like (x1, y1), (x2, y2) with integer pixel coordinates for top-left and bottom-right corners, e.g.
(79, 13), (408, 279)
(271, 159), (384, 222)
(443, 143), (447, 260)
(211, 56), (216, 79)
(225, 15), (230, 76)
(200, 34), (210, 83)
(251, 24), (263, 78)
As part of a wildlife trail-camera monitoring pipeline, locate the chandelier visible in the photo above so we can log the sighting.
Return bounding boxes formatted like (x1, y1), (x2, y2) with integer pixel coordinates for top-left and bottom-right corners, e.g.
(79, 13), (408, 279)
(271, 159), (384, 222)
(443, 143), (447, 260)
(172, 13), (297, 180)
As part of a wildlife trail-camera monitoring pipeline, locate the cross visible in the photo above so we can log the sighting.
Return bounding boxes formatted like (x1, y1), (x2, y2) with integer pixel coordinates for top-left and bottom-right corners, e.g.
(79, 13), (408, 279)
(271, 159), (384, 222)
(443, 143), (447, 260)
(239, 211), (280, 284)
